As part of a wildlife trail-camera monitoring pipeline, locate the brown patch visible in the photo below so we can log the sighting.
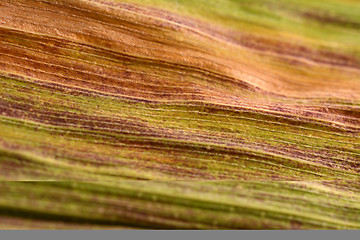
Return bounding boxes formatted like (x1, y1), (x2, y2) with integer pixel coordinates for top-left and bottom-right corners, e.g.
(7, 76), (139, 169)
(303, 11), (360, 30)
(290, 219), (303, 230)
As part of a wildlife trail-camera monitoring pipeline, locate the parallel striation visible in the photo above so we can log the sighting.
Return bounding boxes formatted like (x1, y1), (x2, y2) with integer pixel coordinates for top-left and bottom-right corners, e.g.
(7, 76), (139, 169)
(0, 0), (360, 229)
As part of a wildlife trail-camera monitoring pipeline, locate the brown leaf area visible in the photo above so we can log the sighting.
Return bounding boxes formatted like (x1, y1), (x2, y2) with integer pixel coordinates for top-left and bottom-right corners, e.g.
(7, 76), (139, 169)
(0, 0), (360, 229)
